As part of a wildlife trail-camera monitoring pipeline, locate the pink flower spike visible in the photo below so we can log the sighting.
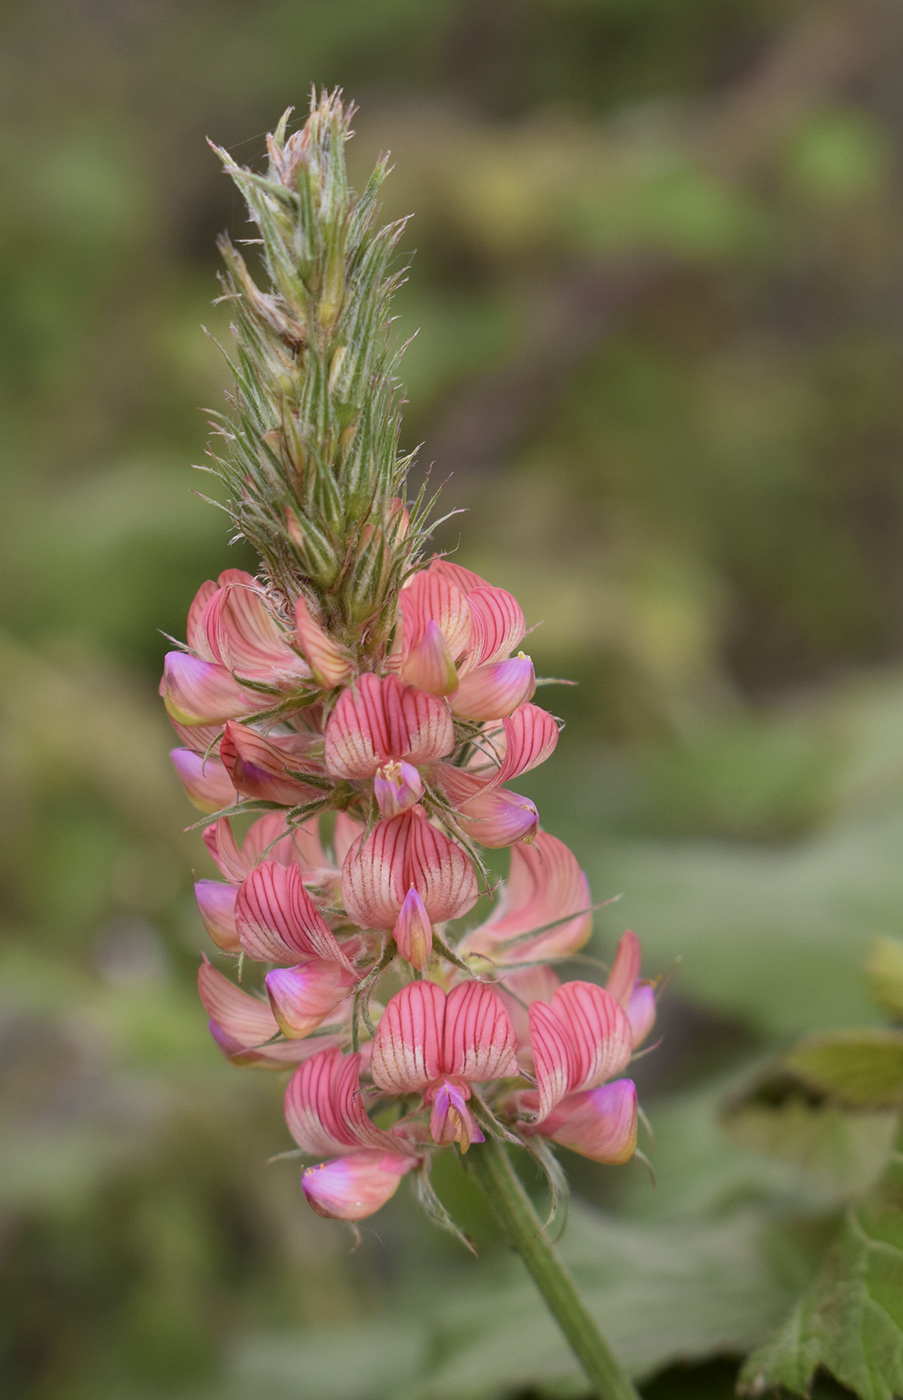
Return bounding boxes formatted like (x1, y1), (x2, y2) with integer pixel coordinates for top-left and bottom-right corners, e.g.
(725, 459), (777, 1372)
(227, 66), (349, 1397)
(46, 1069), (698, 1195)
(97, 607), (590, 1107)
(194, 880), (240, 953)
(302, 1151), (415, 1220)
(426, 1078), (484, 1152)
(374, 760), (424, 818)
(324, 673), (454, 779)
(401, 619), (459, 696)
(294, 595), (353, 688)
(219, 723), (320, 805)
(265, 962), (355, 1038)
(532, 1080), (638, 1164)
(450, 655), (536, 722)
(161, 651), (253, 726)
(393, 887), (433, 970)
(236, 861), (353, 968)
(341, 810), (478, 930)
(467, 586), (525, 668)
(171, 748), (237, 814)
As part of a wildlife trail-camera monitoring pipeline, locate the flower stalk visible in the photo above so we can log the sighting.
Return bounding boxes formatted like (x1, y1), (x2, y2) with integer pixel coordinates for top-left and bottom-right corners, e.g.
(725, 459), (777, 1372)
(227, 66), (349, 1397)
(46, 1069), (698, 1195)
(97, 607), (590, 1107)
(468, 1136), (641, 1400)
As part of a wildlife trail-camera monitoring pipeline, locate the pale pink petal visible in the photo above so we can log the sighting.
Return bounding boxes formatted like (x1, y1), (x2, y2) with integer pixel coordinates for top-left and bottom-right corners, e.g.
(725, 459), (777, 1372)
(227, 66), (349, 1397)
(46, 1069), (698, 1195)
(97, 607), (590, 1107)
(400, 621), (459, 696)
(161, 651), (254, 726)
(497, 964), (560, 1069)
(605, 930), (643, 1008)
(209, 1022), (342, 1069)
(529, 1000), (577, 1122)
(220, 723), (321, 805)
(324, 673), (454, 777)
(236, 861), (353, 967)
(186, 579), (219, 659)
(441, 981), (519, 1083)
(429, 559), (487, 595)
(242, 811), (325, 873)
(532, 1080), (638, 1164)
(627, 984), (657, 1048)
(194, 880), (240, 953)
(453, 784), (539, 848)
(168, 718), (224, 755)
(171, 748), (237, 814)
(459, 831), (592, 964)
(550, 982), (634, 1093)
(333, 812), (364, 865)
(466, 586), (525, 668)
(374, 760), (425, 818)
(370, 980), (445, 1093)
(294, 595), (353, 688)
(202, 573), (302, 680)
(198, 957), (278, 1046)
(203, 819), (246, 882)
(450, 656), (536, 722)
(400, 569), (473, 659)
(393, 887), (432, 970)
(265, 961), (355, 1038)
(302, 1150), (415, 1220)
(496, 705), (560, 784)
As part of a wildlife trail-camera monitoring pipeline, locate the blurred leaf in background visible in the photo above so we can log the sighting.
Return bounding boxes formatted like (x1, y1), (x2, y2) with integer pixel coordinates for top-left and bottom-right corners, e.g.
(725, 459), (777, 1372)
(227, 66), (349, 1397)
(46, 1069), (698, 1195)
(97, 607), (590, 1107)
(4, 0), (903, 1397)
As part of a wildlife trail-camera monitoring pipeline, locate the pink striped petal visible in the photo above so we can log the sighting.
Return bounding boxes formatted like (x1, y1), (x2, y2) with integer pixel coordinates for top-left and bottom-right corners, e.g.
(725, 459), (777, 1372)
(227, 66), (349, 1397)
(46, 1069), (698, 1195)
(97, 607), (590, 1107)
(186, 579), (219, 659)
(466, 586), (525, 668)
(198, 957), (278, 1046)
(452, 782), (539, 848)
(370, 980), (445, 1093)
(284, 1047), (403, 1156)
(324, 674), (454, 779)
(450, 656), (536, 722)
(533, 1080), (638, 1164)
(605, 929), (642, 1008)
(201, 572), (302, 679)
(194, 880), (240, 953)
(393, 887), (433, 970)
(400, 569), (473, 660)
(265, 961), (355, 1038)
(529, 999), (578, 1122)
(236, 862), (353, 967)
(220, 723), (321, 805)
(429, 559), (487, 595)
(302, 1150), (415, 1220)
(241, 812), (326, 873)
(374, 760), (424, 818)
(459, 831), (592, 964)
(294, 595), (353, 688)
(549, 982), (634, 1093)
(171, 748), (237, 814)
(400, 621), (459, 696)
(441, 981), (519, 1083)
(161, 651), (254, 726)
(497, 964), (560, 1072)
(496, 704), (560, 784)
(341, 811), (478, 929)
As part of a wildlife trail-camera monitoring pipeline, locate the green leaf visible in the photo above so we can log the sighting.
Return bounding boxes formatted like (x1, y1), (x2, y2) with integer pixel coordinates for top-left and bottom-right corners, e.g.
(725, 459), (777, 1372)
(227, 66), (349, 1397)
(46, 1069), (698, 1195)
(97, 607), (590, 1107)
(867, 938), (903, 1022)
(785, 1031), (903, 1110)
(739, 1128), (903, 1400)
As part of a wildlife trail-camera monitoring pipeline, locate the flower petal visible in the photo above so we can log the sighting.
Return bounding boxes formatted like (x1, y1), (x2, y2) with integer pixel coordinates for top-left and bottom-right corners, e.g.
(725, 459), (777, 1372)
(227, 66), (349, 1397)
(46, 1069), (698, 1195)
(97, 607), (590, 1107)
(324, 673), (454, 779)
(198, 956), (278, 1047)
(392, 887), (432, 970)
(400, 569), (472, 660)
(549, 981), (634, 1093)
(284, 1046), (406, 1155)
(496, 704), (560, 784)
(202, 571), (302, 679)
(194, 880), (240, 953)
(220, 723), (321, 805)
(374, 760), (425, 818)
(241, 811), (326, 874)
(627, 984), (657, 1048)
(605, 930), (642, 1008)
(401, 621), (459, 696)
(341, 811), (478, 929)
(528, 999), (577, 1122)
(459, 831), (592, 964)
(370, 980), (445, 1093)
(236, 861), (353, 967)
(450, 656), (536, 722)
(161, 652), (254, 726)
(294, 595), (353, 688)
(534, 1080), (638, 1164)
(265, 961), (355, 1038)
(186, 579), (219, 659)
(466, 586), (525, 668)
(428, 559), (487, 595)
(302, 1150), (415, 1220)
(203, 819), (246, 882)
(171, 748), (237, 814)
(441, 981), (519, 1083)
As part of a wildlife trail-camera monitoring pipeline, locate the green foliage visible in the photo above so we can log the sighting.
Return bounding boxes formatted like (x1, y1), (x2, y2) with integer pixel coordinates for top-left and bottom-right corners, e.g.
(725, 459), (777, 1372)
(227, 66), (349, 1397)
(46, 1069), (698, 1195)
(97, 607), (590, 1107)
(867, 939), (903, 1024)
(785, 1032), (903, 1111)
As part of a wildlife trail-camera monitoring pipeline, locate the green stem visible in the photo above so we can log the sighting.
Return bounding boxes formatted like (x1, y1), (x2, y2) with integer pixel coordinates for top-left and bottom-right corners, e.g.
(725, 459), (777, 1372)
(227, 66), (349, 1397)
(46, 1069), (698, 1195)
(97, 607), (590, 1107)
(468, 1136), (641, 1400)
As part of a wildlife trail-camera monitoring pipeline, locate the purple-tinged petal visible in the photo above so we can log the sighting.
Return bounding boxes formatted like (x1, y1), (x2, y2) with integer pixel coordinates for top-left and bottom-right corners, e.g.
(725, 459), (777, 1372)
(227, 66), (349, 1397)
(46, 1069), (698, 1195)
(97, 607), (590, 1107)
(532, 1080), (638, 1164)
(450, 655), (536, 722)
(401, 620), (459, 696)
(171, 748), (237, 814)
(194, 880), (240, 953)
(302, 1150), (415, 1220)
(426, 1078), (483, 1151)
(627, 984), (657, 1048)
(374, 760), (424, 818)
(265, 962), (355, 1038)
(161, 651), (254, 726)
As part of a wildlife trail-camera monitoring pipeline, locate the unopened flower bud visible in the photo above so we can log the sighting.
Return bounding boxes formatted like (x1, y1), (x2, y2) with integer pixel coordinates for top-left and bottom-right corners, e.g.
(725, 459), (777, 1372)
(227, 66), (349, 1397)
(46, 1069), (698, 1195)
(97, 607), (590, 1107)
(450, 654), (536, 721)
(393, 887), (433, 969)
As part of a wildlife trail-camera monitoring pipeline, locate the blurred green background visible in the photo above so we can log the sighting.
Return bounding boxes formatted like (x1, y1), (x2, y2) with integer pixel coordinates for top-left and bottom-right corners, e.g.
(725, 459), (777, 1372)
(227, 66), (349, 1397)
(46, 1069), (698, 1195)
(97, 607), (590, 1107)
(3, 1), (903, 1397)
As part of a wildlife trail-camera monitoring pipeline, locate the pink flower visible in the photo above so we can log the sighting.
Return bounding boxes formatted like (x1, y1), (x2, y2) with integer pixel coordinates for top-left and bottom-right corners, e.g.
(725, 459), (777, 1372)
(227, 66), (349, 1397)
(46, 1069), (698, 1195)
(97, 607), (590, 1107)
(370, 980), (518, 1150)
(458, 831), (592, 965)
(605, 929), (657, 1048)
(198, 958), (343, 1069)
(284, 1047), (418, 1219)
(170, 747), (237, 814)
(219, 722), (323, 805)
(324, 673), (454, 779)
(193, 569), (307, 684)
(527, 980), (634, 1123)
(235, 860), (355, 969)
(341, 807), (478, 931)
(520, 1080), (638, 1165)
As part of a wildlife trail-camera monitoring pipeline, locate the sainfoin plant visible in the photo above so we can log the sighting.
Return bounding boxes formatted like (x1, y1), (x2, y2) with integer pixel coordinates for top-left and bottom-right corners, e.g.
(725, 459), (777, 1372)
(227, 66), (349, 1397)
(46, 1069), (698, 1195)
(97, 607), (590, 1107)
(162, 92), (656, 1400)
